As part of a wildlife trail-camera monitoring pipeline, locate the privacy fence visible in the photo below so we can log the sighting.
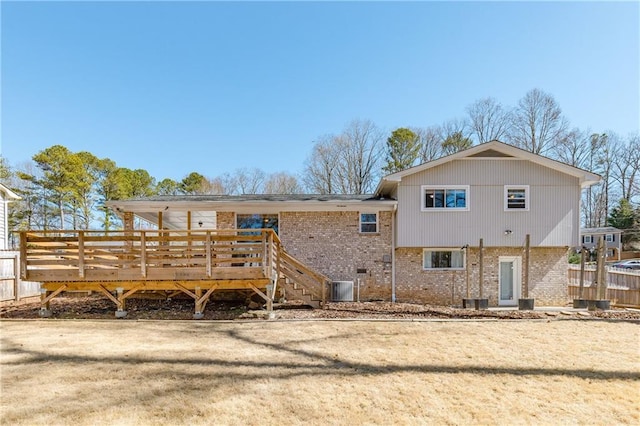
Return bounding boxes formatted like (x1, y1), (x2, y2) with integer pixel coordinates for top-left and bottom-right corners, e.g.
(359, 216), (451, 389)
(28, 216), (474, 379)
(568, 265), (640, 308)
(0, 251), (41, 302)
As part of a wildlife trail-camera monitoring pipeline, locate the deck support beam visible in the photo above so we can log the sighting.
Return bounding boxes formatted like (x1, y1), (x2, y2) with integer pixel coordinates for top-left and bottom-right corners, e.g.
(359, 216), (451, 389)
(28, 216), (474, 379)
(39, 285), (67, 317)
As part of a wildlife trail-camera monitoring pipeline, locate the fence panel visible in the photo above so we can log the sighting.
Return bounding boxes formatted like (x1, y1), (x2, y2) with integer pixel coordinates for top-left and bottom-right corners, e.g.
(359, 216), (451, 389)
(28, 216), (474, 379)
(0, 252), (41, 302)
(568, 265), (640, 307)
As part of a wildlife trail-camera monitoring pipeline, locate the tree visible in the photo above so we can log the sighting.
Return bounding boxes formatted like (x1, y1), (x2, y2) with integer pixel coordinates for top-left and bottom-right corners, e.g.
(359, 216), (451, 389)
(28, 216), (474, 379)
(608, 198), (638, 249)
(509, 88), (568, 155)
(32, 145), (89, 229)
(232, 168), (265, 194)
(156, 178), (180, 196)
(441, 131), (472, 155)
(611, 134), (640, 203)
(414, 126), (442, 163)
(180, 172), (208, 195)
(466, 97), (511, 144)
(303, 135), (340, 194)
(382, 128), (420, 174)
(554, 128), (591, 169)
(264, 172), (303, 194)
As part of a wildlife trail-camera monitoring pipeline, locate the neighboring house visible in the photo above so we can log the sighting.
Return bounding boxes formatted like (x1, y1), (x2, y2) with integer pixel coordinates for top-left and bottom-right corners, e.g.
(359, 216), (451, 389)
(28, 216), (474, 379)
(0, 183), (20, 250)
(580, 227), (622, 261)
(105, 141), (600, 307)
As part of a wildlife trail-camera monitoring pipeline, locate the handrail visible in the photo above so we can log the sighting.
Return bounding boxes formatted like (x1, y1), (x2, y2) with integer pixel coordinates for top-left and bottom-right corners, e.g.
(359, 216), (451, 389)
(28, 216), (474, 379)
(19, 228), (329, 305)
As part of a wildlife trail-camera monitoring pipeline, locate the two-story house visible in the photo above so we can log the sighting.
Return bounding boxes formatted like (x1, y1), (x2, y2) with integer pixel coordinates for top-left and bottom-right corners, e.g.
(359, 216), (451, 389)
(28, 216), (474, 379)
(101, 141), (599, 307)
(579, 227), (622, 261)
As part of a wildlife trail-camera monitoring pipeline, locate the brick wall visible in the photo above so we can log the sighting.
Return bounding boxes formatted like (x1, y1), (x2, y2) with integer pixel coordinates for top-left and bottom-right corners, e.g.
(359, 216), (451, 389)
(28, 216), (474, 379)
(216, 212), (235, 230)
(395, 246), (569, 306)
(279, 211), (393, 301)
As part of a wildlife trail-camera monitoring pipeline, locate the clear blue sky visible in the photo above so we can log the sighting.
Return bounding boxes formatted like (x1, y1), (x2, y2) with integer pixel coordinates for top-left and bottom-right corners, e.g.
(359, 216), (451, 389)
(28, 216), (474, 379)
(1, 1), (638, 183)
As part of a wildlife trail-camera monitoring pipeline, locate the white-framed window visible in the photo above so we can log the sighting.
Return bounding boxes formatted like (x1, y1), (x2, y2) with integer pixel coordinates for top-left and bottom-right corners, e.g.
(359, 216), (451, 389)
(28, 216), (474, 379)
(504, 185), (529, 211)
(421, 185), (469, 211)
(583, 235), (593, 244)
(605, 234), (614, 242)
(359, 212), (378, 233)
(423, 249), (465, 270)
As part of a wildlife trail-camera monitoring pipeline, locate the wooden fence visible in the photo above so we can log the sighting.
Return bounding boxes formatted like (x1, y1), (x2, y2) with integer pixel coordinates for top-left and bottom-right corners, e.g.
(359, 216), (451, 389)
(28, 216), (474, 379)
(568, 265), (640, 307)
(0, 251), (41, 302)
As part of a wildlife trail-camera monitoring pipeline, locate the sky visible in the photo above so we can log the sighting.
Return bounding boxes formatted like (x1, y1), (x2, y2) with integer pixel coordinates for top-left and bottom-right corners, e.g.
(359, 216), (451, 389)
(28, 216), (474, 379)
(1, 1), (639, 183)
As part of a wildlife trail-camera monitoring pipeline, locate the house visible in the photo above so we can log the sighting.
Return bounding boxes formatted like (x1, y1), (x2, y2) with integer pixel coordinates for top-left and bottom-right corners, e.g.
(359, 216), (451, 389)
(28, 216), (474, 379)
(579, 227), (622, 261)
(18, 141), (601, 315)
(0, 183), (20, 250)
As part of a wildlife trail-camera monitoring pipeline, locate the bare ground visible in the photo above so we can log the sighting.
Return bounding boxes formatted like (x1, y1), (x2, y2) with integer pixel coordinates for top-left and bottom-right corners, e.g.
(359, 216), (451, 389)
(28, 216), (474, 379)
(2, 294), (640, 320)
(1, 319), (638, 425)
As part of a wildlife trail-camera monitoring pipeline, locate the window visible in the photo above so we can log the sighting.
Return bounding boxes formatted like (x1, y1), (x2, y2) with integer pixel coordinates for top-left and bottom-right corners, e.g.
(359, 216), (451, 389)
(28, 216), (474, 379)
(236, 214), (279, 235)
(360, 213), (378, 233)
(421, 186), (469, 211)
(583, 235), (593, 244)
(605, 234), (614, 242)
(423, 249), (465, 270)
(504, 185), (529, 211)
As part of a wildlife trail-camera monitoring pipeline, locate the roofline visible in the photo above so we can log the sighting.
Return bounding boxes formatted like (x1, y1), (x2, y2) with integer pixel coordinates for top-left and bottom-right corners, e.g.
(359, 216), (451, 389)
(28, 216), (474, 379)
(375, 140), (602, 195)
(106, 198), (398, 214)
(0, 183), (20, 200)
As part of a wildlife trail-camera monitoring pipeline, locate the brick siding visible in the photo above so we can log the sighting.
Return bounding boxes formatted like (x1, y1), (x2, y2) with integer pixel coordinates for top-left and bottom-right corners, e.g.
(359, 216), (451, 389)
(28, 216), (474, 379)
(395, 246), (569, 306)
(279, 211), (393, 301)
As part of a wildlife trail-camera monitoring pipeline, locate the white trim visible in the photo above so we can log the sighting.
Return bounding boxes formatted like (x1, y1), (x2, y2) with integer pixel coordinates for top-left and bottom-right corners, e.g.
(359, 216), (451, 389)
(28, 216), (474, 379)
(421, 185), (470, 212)
(583, 235), (593, 244)
(504, 185), (530, 211)
(422, 248), (466, 270)
(498, 256), (521, 306)
(605, 234), (613, 242)
(359, 212), (378, 234)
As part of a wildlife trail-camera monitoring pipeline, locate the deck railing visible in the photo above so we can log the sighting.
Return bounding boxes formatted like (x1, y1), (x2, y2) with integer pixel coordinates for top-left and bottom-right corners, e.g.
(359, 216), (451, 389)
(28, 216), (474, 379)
(19, 229), (329, 303)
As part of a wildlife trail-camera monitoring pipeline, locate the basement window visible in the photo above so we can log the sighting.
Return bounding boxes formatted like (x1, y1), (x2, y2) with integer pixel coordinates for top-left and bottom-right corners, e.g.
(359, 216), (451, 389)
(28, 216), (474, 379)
(360, 213), (378, 233)
(423, 249), (465, 270)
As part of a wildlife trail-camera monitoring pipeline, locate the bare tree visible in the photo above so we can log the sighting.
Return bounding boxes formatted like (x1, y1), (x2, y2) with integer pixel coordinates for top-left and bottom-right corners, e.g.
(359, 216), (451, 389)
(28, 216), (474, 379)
(611, 134), (640, 203)
(413, 126), (442, 163)
(303, 120), (384, 194)
(509, 88), (568, 155)
(584, 133), (619, 227)
(437, 118), (471, 143)
(264, 172), (303, 194)
(334, 120), (385, 194)
(554, 128), (592, 168)
(466, 97), (512, 144)
(303, 135), (340, 194)
(232, 168), (265, 195)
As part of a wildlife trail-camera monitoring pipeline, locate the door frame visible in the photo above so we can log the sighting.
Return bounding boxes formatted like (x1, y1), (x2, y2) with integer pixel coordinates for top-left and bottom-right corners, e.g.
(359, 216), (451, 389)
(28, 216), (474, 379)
(498, 256), (521, 306)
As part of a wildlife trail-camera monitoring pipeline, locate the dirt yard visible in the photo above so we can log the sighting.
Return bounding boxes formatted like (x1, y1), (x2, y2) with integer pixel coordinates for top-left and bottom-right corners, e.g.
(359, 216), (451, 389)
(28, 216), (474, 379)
(2, 294), (640, 320)
(1, 318), (639, 425)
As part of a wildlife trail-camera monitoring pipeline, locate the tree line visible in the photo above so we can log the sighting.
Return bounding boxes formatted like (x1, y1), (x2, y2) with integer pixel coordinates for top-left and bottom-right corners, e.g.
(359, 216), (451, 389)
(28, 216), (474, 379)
(2, 88), (639, 248)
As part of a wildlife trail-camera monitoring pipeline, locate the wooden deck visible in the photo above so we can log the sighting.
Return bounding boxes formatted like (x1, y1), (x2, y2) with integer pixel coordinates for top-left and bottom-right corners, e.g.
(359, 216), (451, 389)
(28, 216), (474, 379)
(19, 229), (329, 317)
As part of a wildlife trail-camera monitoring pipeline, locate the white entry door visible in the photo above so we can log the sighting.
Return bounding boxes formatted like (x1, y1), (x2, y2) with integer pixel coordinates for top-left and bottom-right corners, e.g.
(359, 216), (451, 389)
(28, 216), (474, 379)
(498, 256), (521, 306)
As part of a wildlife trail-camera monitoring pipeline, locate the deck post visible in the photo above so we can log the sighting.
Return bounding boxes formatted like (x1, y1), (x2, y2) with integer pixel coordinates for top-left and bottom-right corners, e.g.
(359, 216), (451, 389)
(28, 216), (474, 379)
(39, 288), (52, 317)
(140, 231), (147, 278)
(266, 283), (274, 313)
(205, 231), (212, 278)
(78, 231), (85, 278)
(19, 232), (27, 280)
(193, 286), (204, 319)
(115, 287), (127, 318)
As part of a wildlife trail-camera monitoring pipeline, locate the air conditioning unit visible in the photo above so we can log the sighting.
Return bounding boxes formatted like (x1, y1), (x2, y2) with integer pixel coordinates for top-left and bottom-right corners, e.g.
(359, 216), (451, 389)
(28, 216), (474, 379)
(332, 281), (354, 302)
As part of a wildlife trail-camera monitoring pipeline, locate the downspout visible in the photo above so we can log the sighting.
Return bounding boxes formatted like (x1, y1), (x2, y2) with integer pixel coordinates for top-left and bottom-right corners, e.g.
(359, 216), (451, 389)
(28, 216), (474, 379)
(391, 203), (397, 303)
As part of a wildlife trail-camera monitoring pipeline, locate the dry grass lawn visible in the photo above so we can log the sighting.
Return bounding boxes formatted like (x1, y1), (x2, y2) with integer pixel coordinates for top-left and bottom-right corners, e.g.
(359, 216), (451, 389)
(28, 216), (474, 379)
(1, 319), (639, 425)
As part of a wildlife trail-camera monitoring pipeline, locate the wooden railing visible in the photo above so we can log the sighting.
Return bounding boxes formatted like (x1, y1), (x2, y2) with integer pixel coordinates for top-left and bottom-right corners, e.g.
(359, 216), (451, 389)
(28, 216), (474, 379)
(19, 229), (329, 303)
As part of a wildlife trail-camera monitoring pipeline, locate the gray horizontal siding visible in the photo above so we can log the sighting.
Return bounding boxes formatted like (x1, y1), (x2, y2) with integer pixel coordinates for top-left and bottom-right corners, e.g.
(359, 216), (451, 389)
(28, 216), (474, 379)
(397, 159), (580, 248)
